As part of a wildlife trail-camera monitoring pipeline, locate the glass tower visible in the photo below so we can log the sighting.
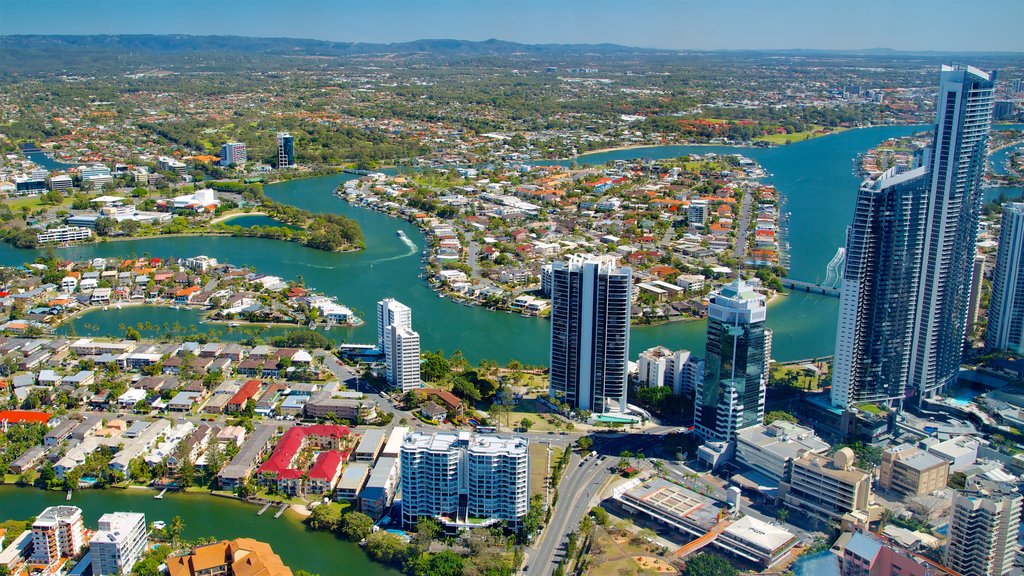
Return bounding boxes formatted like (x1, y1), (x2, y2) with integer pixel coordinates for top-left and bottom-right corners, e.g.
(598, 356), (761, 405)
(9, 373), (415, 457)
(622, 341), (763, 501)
(986, 203), (1024, 353)
(276, 132), (295, 168)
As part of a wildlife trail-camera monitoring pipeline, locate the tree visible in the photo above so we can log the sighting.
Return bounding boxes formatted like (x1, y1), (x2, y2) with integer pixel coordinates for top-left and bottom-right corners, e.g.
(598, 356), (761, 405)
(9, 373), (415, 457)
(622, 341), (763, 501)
(578, 436), (593, 452)
(590, 506), (610, 526)
(306, 504), (337, 531)
(168, 516), (185, 545)
(125, 327), (142, 341)
(363, 531), (409, 565)
(411, 551), (464, 576)
(337, 511), (374, 541)
(420, 351), (451, 382)
(683, 552), (738, 576)
(519, 417), (534, 431)
(763, 410), (798, 425)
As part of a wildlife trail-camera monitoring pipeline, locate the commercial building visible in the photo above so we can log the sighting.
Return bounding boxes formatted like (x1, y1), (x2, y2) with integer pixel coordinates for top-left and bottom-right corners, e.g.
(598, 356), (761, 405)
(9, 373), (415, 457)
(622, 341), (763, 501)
(36, 226), (93, 244)
(49, 174), (73, 192)
(879, 444), (950, 497)
(910, 65), (996, 401)
(635, 346), (703, 396)
(779, 448), (872, 525)
(734, 421), (830, 486)
(400, 432), (529, 530)
(946, 478), (1021, 576)
(219, 142), (247, 167)
(986, 203), (1024, 353)
(166, 538), (293, 576)
(840, 530), (950, 576)
(30, 506), (86, 565)
(549, 255), (632, 414)
(276, 132), (295, 168)
(696, 279), (768, 441)
(385, 324), (421, 392)
(90, 512), (147, 576)
(831, 164), (927, 409)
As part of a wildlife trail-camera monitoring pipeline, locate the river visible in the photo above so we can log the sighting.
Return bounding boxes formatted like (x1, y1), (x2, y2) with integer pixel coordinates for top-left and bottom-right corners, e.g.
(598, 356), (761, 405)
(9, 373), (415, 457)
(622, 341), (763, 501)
(0, 485), (398, 575)
(4, 125), (1022, 366)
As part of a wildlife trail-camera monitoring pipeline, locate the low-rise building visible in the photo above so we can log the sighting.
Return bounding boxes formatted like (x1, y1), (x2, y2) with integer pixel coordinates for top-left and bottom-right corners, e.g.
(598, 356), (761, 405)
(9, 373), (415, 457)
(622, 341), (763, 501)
(359, 457), (399, 519)
(335, 462), (370, 501)
(165, 538), (293, 576)
(30, 506), (86, 566)
(91, 512), (147, 576)
(779, 448), (872, 526)
(735, 421), (830, 486)
(879, 444), (950, 497)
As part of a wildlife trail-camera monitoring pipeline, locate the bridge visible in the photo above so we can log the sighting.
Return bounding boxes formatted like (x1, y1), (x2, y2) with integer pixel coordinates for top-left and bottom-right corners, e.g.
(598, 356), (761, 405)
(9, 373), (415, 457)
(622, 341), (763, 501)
(781, 278), (841, 298)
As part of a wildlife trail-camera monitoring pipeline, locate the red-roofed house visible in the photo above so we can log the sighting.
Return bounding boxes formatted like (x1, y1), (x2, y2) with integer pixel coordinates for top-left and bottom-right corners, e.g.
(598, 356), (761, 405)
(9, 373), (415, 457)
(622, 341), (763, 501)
(226, 380), (262, 414)
(421, 388), (465, 417)
(0, 410), (52, 425)
(306, 450), (344, 495)
(175, 285), (202, 304)
(257, 425), (351, 496)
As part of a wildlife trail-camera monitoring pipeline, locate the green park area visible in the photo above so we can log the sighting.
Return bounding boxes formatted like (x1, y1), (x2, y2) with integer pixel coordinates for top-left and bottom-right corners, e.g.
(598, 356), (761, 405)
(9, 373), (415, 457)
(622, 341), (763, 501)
(756, 125), (846, 144)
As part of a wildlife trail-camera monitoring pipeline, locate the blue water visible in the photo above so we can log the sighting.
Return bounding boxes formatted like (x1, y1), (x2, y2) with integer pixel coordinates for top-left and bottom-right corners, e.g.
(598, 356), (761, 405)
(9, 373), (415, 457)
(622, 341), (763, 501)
(791, 550), (841, 576)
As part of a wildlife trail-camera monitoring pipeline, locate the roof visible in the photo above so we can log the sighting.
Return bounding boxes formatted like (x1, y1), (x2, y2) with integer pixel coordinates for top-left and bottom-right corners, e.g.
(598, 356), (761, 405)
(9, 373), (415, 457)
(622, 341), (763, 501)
(844, 531), (883, 562)
(257, 425), (350, 478)
(308, 450), (344, 481)
(0, 410), (51, 424)
(227, 380), (262, 406)
(166, 538), (293, 576)
(722, 516), (796, 553)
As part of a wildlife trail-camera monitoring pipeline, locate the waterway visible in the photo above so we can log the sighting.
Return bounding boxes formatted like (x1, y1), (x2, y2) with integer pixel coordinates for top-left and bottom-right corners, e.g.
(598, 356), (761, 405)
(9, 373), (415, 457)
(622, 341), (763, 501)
(0, 485), (398, 575)
(4, 125), (1022, 365)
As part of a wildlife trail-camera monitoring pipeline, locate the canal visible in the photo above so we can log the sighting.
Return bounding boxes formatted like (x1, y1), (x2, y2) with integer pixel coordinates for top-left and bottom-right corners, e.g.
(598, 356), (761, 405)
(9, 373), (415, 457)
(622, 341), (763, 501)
(0, 485), (398, 575)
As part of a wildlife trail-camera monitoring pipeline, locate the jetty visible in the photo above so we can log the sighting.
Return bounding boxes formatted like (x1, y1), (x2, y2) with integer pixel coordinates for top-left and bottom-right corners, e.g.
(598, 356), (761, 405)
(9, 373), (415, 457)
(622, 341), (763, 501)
(781, 278), (841, 298)
(273, 504), (289, 518)
(257, 502), (273, 516)
(155, 488), (167, 499)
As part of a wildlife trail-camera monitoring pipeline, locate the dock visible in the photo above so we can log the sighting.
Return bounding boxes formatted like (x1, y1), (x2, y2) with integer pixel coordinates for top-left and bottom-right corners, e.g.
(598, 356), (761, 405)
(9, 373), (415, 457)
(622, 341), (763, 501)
(273, 504), (289, 518)
(155, 488), (167, 499)
(781, 278), (841, 298)
(66, 490), (72, 501)
(257, 502), (273, 516)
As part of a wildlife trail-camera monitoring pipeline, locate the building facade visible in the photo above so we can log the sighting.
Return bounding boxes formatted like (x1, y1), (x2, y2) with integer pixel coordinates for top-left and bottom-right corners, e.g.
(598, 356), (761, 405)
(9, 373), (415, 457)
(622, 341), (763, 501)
(29, 506), (86, 565)
(696, 279), (767, 441)
(276, 132), (295, 168)
(219, 142), (247, 167)
(636, 346), (703, 397)
(91, 512), (148, 576)
(377, 298), (412, 351)
(780, 448), (872, 525)
(549, 255), (632, 414)
(878, 444), (950, 497)
(831, 165), (928, 409)
(946, 478), (1022, 576)
(910, 65), (996, 400)
(400, 432), (529, 530)
(385, 323), (421, 392)
(985, 203), (1024, 353)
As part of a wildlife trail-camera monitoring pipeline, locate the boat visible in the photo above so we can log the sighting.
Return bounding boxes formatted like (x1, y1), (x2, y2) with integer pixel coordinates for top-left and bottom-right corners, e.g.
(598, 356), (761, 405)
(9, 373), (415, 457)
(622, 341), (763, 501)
(66, 490), (72, 501)
(396, 230), (407, 239)
(228, 322), (240, 328)
(152, 521), (166, 530)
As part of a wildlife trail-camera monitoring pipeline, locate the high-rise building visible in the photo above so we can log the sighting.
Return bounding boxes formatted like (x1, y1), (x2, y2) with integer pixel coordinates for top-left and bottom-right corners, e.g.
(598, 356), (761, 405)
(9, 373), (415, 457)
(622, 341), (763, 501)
(636, 346), (703, 397)
(276, 132), (295, 168)
(985, 203), (1024, 353)
(385, 324), (421, 392)
(91, 512), (148, 576)
(219, 142), (247, 167)
(946, 478), (1021, 576)
(400, 431), (529, 530)
(910, 65), (996, 401)
(30, 506), (86, 565)
(549, 255), (632, 414)
(696, 279), (767, 441)
(377, 298), (412, 351)
(831, 165), (928, 409)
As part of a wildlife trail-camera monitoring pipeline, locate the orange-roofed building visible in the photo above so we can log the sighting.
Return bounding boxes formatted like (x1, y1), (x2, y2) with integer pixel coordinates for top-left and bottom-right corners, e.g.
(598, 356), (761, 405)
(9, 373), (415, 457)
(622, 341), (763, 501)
(0, 410), (52, 425)
(165, 538), (293, 576)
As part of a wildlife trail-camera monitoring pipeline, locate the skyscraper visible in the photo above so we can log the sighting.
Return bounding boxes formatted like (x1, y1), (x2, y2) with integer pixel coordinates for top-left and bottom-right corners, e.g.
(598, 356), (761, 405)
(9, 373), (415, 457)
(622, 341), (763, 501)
(946, 478), (1021, 576)
(985, 203), (1024, 353)
(910, 65), (996, 400)
(549, 255), (631, 414)
(219, 142), (247, 167)
(696, 279), (767, 441)
(377, 298), (418, 391)
(831, 165), (928, 409)
(385, 323), (421, 392)
(276, 132), (295, 168)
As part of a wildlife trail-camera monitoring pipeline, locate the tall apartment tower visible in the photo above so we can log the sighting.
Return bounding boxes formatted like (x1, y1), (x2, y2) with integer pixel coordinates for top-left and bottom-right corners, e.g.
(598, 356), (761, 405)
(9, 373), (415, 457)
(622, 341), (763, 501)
(696, 279), (767, 441)
(549, 255), (632, 414)
(910, 65), (996, 400)
(91, 512), (148, 576)
(400, 432), (529, 530)
(377, 298), (412, 350)
(385, 324), (421, 392)
(831, 165), (928, 409)
(276, 132), (295, 168)
(377, 298), (418, 391)
(946, 478), (1022, 576)
(219, 142), (247, 167)
(30, 506), (86, 565)
(985, 203), (1024, 353)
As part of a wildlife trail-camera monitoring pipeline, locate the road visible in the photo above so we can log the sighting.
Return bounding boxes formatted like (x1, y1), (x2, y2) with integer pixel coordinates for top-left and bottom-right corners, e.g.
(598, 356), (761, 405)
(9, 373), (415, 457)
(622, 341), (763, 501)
(525, 429), (669, 575)
(732, 186), (754, 261)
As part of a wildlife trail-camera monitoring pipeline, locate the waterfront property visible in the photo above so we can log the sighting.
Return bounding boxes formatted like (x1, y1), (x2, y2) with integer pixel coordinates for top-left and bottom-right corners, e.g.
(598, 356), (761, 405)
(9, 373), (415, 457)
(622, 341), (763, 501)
(166, 538), (294, 576)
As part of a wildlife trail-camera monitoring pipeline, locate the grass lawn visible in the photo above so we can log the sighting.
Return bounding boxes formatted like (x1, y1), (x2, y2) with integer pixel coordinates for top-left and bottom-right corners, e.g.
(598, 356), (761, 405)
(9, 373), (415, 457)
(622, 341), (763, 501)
(756, 125), (847, 145)
(770, 364), (825, 391)
(3, 194), (66, 212)
(528, 443), (549, 498)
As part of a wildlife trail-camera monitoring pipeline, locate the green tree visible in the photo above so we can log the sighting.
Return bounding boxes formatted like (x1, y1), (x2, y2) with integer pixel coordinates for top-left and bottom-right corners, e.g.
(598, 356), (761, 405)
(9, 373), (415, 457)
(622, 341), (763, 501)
(411, 551), (464, 576)
(420, 351), (452, 382)
(764, 410), (798, 425)
(306, 504), (337, 531)
(683, 552), (738, 576)
(168, 515), (185, 545)
(125, 327), (142, 341)
(363, 531), (409, 565)
(337, 511), (374, 541)
(577, 436), (593, 452)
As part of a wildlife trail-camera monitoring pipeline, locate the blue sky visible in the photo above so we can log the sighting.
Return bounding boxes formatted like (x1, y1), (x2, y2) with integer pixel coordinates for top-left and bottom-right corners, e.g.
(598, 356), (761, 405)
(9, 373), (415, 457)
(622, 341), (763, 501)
(1, 0), (1021, 52)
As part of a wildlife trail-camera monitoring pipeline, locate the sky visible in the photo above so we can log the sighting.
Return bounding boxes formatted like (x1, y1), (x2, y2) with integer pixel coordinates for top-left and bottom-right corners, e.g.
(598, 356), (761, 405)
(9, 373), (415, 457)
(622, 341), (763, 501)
(1, 0), (1022, 53)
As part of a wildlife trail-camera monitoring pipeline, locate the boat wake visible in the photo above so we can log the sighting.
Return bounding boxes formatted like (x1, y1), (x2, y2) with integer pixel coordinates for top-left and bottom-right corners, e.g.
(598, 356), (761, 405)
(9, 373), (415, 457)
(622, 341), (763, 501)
(369, 242), (418, 265)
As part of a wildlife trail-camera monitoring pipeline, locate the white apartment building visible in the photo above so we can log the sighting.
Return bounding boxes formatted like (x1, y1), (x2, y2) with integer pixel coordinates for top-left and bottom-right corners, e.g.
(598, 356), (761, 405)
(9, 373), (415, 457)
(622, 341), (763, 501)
(37, 226), (93, 244)
(91, 512), (148, 576)
(30, 506), (87, 565)
(385, 324), (420, 392)
(636, 346), (703, 396)
(400, 432), (529, 530)
(688, 200), (709, 227)
(377, 298), (412, 350)
(946, 479), (1022, 576)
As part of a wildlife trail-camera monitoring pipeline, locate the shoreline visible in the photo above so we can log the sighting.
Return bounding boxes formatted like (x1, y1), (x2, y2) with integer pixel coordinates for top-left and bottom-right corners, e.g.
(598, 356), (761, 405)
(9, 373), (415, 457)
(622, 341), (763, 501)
(210, 210), (269, 224)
